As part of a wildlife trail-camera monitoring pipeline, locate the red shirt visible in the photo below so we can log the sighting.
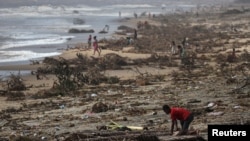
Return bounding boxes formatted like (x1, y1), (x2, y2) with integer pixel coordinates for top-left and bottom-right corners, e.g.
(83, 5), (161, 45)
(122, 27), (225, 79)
(93, 40), (98, 49)
(170, 107), (190, 121)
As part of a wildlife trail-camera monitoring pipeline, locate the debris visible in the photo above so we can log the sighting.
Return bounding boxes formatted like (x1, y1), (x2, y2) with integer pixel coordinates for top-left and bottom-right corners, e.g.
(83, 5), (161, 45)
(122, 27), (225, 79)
(233, 105), (241, 109)
(207, 111), (224, 116)
(59, 104), (65, 109)
(91, 102), (108, 113)
(99, 120), (146, 131)
(0, 119), (8, 127)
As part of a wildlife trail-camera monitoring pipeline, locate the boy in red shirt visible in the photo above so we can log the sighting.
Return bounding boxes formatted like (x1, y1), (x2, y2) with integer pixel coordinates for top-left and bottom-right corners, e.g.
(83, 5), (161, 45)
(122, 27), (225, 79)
(162, 104), (194, 136)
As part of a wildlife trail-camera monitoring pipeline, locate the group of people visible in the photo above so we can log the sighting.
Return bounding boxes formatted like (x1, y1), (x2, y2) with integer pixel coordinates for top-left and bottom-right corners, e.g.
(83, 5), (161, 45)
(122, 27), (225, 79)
(86, 35), (195, 136)
(87, 33), (196, 136)
(170, 37), (189, 64)
(88, 34), (101, 56)
(87, 33), (196, 135)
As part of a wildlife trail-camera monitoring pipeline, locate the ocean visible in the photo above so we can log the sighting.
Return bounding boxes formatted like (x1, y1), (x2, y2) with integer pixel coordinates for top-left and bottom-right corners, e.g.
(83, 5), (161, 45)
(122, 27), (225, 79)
(0, 0), (233, 67)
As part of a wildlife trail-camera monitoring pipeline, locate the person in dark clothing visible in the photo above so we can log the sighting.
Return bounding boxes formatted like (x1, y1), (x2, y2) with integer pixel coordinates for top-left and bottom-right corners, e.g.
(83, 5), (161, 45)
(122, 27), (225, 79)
(177, 45), (186, 64)
(171, 40), (176, 55)
(134, 29), (137, 40)
(87, 34), (92, 49)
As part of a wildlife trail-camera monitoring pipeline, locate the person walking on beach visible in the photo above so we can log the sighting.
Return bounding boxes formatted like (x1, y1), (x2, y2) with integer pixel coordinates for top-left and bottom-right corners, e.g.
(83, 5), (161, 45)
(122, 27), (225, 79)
(162, 104), (194, 136)
(93, 36), (101, 56)
(87, 34), (92, 49)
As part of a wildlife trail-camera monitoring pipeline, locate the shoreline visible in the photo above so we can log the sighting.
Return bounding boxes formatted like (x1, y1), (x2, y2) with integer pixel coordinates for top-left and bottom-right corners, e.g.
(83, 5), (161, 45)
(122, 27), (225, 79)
(0, 16), (148, 73)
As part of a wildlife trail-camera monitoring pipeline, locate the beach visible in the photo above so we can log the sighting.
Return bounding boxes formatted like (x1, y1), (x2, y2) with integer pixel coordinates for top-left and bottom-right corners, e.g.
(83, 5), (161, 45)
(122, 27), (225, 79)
(0, 0), (235, 66)
(0, 0), (171, 67)
(0, 1), (250, 140)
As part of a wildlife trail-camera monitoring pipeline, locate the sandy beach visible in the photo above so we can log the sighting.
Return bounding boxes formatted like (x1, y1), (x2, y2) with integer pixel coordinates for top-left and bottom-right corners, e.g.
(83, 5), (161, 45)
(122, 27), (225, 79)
(0, 1), (250, 141)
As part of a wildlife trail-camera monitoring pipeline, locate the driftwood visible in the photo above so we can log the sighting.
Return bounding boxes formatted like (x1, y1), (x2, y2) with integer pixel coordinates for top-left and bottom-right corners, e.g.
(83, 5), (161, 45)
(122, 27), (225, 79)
(6, 73), (26, 91)
(0, 90), (7, 95)
(231, 77), (250, 93)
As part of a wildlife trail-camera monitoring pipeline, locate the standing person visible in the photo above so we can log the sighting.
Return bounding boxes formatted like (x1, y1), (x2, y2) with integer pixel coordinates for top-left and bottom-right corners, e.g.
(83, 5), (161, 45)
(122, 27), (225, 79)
(93, 36), (101, 56)
(182, 37), (188, 48)
(119, 11), (121, 18)
(148, 12), (151, 18)
(134, 12), (138, 18)
(227, 47), (237, 63)
(177, 45), (185, 64)
(134, 29), (137, 40)
(162, 104), (194, 136)
(171, 40), (176, 55)
(87, 34), (92, 49)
